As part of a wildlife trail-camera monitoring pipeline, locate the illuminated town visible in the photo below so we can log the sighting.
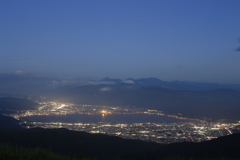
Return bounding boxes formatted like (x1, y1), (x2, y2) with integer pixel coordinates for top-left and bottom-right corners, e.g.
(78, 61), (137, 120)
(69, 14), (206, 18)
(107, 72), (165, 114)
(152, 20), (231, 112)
(10, 101), (240, 144)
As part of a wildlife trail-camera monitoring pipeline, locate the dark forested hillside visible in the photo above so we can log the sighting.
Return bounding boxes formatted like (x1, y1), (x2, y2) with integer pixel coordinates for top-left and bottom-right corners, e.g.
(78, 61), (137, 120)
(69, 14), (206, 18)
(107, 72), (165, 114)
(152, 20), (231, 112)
(127, 132), (240, 160)
(0, 115), (22, 130)
(1, 115), (240, 160)
(0, 128), (163, 159)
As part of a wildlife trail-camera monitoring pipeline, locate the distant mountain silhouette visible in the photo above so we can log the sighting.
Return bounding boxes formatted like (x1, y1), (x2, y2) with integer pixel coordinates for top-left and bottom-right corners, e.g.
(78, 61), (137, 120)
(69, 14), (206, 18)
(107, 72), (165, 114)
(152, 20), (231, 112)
(0, 97), (38, 110)
(96, 77), (240, 91)
(100, 77), (122, 83)
(55, 84), (240, 120)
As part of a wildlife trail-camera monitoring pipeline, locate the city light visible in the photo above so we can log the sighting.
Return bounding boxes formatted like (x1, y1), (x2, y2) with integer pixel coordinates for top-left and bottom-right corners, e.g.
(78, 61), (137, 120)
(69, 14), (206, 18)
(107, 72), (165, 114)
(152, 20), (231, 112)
(11, 101), (240, 144)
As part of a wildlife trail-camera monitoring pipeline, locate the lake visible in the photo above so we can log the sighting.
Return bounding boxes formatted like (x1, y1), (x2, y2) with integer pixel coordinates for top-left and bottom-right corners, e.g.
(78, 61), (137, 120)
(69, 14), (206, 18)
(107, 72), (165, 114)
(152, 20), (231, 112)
(20, 114), (192, 123)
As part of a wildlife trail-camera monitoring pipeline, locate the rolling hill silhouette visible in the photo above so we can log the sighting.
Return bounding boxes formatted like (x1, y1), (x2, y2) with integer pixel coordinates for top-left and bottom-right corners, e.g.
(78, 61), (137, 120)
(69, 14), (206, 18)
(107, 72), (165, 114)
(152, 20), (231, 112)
(1, 115), (240, 160)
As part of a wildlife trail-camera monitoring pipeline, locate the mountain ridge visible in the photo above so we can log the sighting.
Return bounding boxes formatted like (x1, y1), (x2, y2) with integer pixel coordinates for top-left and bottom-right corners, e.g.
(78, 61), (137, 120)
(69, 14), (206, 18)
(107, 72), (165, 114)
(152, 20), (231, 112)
(55, 84), (240, 120)
(97, 77), (240, 91)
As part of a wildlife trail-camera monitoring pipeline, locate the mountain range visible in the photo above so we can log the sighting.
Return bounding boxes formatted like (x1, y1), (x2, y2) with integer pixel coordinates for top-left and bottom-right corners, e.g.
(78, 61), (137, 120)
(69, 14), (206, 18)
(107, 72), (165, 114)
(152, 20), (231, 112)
(95, 77), (240, 91)
(54, 78), (240, 120)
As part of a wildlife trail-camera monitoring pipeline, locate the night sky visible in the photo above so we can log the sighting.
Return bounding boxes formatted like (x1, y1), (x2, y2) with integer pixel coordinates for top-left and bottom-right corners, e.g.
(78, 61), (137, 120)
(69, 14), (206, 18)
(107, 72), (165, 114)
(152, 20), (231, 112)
(1, 0), (240, 84)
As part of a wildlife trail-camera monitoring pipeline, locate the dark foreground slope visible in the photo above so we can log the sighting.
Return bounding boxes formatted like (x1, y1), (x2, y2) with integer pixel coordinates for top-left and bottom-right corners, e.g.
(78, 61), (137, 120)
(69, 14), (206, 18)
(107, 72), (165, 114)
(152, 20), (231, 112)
(1, 115), (240, 160)
(0, 143), (93, 160)
(0, 115), (22, 130)
(1, 127), (240, 160)
(0, 128), (162, 159)
(128, 133), (240, 160)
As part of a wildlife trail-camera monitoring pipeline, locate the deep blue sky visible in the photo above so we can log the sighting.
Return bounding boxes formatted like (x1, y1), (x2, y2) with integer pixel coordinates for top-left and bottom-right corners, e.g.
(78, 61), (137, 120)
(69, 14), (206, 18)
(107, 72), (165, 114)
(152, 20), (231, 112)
(1, 0), (240, 83)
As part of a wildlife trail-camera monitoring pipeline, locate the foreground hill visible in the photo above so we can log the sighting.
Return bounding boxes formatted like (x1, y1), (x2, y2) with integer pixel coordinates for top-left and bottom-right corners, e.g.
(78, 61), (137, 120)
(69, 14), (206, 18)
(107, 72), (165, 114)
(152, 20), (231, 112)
(1, 142), (240, 160)
(1, 115), (240, 160)
(1, 127), (240, 160)
(0, 115), (22, 130)
(0, 128), (163, 159)
(0, 143), (92, 160)
(128, 132), (240, 160)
